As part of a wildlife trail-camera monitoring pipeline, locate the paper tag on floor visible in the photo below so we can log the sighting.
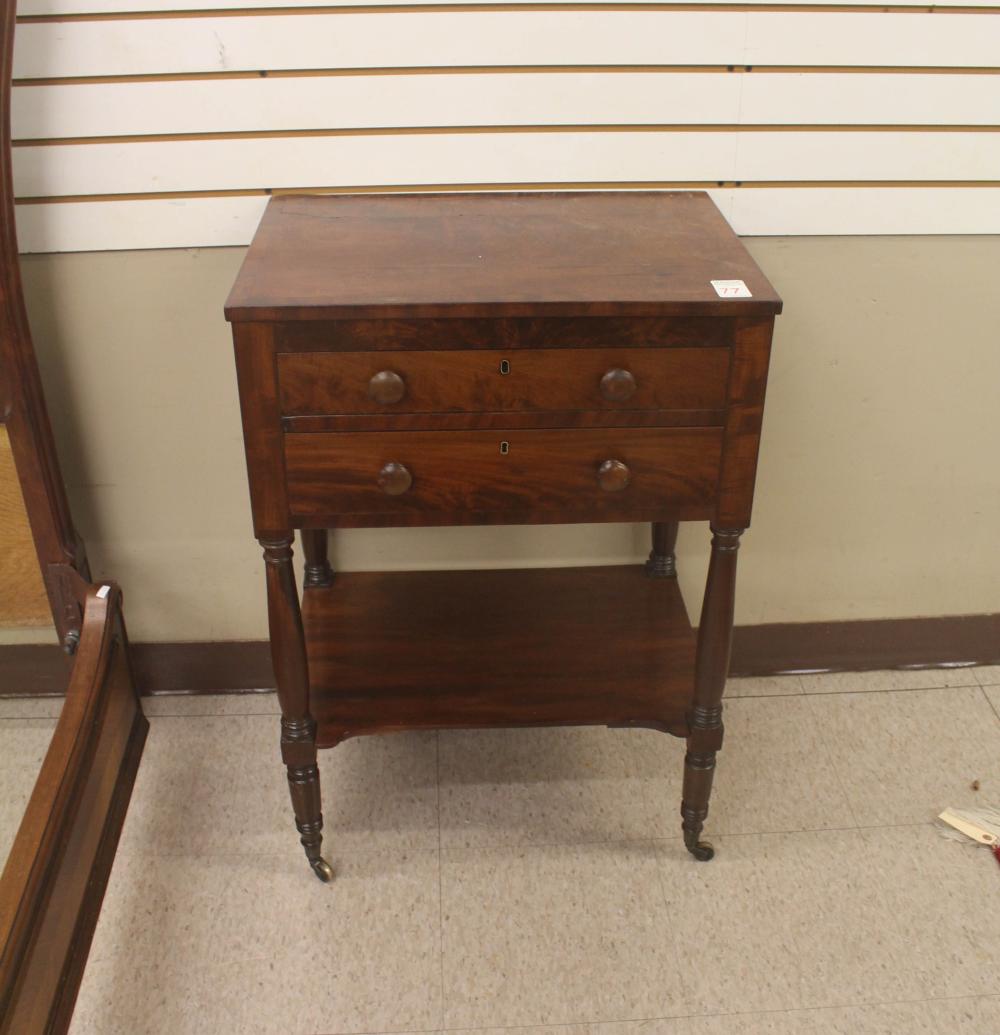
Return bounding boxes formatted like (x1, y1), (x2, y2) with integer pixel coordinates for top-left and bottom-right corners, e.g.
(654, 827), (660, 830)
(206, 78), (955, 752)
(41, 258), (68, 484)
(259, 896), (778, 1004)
(711, 279), (752, 298)
(938, 808), (999, 845)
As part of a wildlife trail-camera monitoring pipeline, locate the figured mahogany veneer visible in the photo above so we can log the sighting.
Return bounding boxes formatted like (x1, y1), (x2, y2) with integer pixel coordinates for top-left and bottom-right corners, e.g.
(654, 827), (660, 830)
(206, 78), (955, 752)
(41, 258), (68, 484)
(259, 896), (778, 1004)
(283, 427), (722, 525)
(304, 567), (693, 748)
(274, 315), (737, 353)
(281, 409), (727, 434)
(227, 190), (782, 880)
(277, 347), (731, 416)
(226, 191), (781, 322)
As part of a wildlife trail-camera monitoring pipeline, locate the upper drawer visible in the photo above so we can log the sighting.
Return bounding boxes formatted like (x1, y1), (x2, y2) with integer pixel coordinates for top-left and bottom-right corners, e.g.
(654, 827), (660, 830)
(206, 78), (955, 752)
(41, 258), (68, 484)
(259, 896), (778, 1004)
(277, 348), (730, 417)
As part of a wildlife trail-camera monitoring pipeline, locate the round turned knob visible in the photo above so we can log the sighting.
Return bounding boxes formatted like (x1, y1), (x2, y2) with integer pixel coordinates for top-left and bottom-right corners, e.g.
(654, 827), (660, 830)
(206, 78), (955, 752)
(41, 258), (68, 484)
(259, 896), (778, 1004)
(368, 370), (406, 405)
(377, 462), (412, 496)
(597, 459), (631, 492)
(600, 368), (637, 403)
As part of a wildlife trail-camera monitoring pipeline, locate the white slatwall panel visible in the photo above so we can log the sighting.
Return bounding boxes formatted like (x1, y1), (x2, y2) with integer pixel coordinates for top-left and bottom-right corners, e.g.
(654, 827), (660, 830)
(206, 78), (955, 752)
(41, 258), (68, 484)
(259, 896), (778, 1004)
(15, 73), (1000, 139)
(13, 75), (742, 136)
(740, 74), (1000, 126)
(10, 3), (1000, 250)
(17, 0), (1000, 12)
(14, 13), (1000, 79)
(17, 188), (1000, 254)
(14, 132), (1000, 198)
(16, 0), (1000, 12)
(728, 187), (1000, 233)
(12, 133), (735, 196)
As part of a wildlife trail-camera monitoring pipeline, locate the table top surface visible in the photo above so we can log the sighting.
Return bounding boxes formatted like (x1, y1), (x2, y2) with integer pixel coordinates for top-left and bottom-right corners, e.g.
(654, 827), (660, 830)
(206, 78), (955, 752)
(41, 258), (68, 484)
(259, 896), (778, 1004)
(225, 191), (782, 322)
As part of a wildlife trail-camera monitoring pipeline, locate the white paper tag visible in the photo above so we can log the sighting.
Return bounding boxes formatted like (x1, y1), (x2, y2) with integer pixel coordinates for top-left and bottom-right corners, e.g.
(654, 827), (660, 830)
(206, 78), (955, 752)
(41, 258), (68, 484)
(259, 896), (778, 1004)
(711, 279), (752, 299)
(96, 584), (111, 599)
(939, 808), (999, 845)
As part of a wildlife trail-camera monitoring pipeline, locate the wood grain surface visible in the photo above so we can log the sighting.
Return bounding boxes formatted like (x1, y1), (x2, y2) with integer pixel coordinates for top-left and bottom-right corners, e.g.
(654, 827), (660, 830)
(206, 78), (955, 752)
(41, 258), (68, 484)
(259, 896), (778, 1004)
(275, 314), (737, 353)
(303, 565), (694, 747)
(229, 188), (781, 874)
(277, 347), (731, 416)
(281, 409), (727, 434)
(284, 426), (723, 526)
(0, 422), (51, 627)
(226, 192), (782, 321)
(0, 585), (147, 1035)
(1, 0), (90, 645)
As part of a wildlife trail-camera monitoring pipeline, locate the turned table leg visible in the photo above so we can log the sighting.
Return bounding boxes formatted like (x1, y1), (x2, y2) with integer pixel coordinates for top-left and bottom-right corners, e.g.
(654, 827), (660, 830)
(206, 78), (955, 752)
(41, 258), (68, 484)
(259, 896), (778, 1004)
(645, 521), (678, 578)
(301, 529), (334, 588)
(261, 536), (333, 883)
(682, 526), (743, 861)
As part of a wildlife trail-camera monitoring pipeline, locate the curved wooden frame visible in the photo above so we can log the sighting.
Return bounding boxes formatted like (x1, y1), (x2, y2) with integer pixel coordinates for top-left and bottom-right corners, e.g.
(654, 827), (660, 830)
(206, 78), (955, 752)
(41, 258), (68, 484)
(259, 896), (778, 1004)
(0, 0), (89, 649)
(0, 6), (148, 1033)
(0, 585), (148, 1034)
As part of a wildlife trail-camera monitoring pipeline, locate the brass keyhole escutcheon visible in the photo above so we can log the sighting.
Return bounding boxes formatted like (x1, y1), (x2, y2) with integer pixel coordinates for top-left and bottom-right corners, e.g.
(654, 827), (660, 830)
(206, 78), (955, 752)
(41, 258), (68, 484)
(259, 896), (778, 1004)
(500, 440), (510, 455)
(499, 359), (511, 375)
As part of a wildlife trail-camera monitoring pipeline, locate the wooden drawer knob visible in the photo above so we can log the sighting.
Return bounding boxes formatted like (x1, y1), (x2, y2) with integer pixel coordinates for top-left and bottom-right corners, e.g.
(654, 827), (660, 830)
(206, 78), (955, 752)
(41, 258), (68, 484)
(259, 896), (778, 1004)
(378, 462), (412, 495)
(597, 459), (630, 492)
(368, 370), (406, 405)
(600, 368), (637, 402)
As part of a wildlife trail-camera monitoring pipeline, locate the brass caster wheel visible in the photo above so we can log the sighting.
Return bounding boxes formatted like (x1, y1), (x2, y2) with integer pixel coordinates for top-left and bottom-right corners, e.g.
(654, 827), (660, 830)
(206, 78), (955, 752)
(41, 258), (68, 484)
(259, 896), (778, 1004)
(310, 857), (334, 883)
(688, 840), (715, 862)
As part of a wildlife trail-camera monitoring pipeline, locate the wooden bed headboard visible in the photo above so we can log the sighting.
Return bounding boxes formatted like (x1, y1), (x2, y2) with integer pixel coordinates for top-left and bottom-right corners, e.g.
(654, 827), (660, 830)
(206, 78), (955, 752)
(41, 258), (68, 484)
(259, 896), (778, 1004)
(0, 0), (90, 650)
(0, 6), (148, 1032)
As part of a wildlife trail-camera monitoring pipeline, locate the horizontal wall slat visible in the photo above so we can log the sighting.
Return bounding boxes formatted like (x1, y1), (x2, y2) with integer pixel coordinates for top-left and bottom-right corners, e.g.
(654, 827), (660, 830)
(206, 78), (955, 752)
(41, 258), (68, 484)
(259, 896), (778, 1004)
(16, 188), (1000, 252)
(11, 133), (724, 196)
(740, 72), (1000, 125)
(727, 186), (1000, 233)
(12, 75), (742, 138)
(735, 130), (1000, 178)
(13, 13), (1000, 81)
(13, 72), (1000, 141)
(15, 132), (738, 196)
(12, 131), (1000, 197)
(16, 0), (1000, 15)
(9, 14), (741, 78)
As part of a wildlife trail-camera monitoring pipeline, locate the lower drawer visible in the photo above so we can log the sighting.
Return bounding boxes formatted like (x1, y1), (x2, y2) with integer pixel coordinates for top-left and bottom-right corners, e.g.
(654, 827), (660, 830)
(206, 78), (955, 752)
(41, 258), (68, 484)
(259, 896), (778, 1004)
(284, 427), (723, 523)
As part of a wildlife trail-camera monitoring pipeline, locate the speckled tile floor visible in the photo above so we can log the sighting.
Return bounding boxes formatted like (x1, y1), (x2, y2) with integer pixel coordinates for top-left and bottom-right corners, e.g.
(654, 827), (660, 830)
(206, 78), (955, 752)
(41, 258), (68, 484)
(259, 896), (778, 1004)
(43, 668), (1000, 1034)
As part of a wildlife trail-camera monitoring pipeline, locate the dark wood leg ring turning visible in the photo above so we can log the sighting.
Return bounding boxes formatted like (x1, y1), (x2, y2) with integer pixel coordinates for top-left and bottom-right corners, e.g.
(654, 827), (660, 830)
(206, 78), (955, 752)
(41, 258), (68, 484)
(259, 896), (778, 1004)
(681, 709), (722, 861)
(262, 536), (333, 882)
(301, 528), (334, 588)
(645, 521), (678, 578)
(282, 716), (332, 882)
(681, 526), (742, 861)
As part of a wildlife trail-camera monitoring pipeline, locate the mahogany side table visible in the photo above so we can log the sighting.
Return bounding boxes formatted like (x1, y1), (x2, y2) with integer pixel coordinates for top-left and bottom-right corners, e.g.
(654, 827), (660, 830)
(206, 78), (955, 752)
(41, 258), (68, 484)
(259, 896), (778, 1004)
(225, 191), (782, 881)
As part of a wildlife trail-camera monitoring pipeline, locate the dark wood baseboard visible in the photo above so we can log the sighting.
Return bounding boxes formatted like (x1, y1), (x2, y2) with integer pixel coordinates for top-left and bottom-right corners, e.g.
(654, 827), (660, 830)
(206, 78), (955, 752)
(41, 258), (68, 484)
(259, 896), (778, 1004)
(2, 613), (998, 697)
(0, 644), (73, 695)
(129, 640), (275, 697)
(0, 640), (274, 697)
(729, 612), (1000, 678)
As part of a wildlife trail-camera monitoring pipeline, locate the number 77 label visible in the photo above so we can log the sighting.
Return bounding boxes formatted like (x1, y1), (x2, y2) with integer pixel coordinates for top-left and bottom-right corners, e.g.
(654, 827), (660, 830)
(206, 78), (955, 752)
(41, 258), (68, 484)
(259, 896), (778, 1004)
(710, 280), (753, 298)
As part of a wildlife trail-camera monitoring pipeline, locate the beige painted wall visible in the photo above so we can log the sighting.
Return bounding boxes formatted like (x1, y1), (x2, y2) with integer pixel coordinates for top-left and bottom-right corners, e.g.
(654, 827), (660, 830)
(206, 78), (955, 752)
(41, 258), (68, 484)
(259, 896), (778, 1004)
(14, 236), (1000, 643)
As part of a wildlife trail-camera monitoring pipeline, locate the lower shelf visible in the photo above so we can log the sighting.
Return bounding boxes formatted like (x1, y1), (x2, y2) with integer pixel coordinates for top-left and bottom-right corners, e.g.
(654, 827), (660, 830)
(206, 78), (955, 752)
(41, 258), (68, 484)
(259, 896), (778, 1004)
(303, 565), (695, 747)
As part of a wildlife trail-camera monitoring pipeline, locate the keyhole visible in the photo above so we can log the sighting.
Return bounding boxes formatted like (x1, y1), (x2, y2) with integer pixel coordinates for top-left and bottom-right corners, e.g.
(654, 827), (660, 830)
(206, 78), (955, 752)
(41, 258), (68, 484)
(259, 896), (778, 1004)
(500, 440), (510, 456)
(499, 359), (511, 375)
